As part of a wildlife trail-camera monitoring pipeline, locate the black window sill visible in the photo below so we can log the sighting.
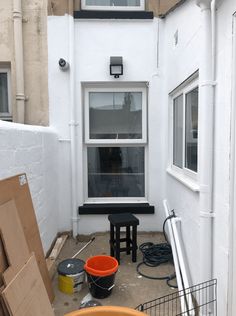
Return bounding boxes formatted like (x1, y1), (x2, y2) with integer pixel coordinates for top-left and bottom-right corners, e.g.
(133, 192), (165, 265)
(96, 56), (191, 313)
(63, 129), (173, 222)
(78, 203), (154, 215)
(74, 10), (153, 20)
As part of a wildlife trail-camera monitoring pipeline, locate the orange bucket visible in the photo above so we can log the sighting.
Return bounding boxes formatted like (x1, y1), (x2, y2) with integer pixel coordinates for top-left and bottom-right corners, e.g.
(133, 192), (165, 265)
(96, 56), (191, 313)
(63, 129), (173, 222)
(84, 256), (119, 299)
(65, 306), (146, 316)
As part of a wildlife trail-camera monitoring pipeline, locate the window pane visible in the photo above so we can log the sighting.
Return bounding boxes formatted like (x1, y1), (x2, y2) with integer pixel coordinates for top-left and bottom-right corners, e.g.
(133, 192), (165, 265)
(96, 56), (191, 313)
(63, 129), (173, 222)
(88, 147), (145, 198)
(185, 87), (198, 172)
(89, 92), (142, 139)
(86, 0), (141, 6)
(0, 73), (9, 113)
(173, 94), (183, 168)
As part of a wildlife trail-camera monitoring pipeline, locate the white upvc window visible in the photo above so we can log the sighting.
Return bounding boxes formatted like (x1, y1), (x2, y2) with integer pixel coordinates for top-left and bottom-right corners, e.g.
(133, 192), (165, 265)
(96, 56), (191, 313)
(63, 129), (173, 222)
(84, 86), (147, 144)
(84, 84), (147, 202)
(170, 78), (199, 181)
(0, 69), (11, 121)
(81, 0), (145, 11)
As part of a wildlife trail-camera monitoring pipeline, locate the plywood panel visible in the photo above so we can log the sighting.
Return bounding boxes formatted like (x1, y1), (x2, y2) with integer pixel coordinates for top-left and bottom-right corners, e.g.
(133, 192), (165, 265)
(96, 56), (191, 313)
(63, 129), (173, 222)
(0, 287), (10, 316)
(0, 239), (8, 287)
(0, 200), (30, 285)
(0, 174), (54, 302)
(2, 254), (54, 316)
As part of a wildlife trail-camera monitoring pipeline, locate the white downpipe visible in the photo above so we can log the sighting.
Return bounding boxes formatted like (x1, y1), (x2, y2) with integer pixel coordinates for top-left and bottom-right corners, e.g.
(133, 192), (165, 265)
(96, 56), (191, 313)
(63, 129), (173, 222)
(196, 0), (216, 284)
(13, 0), (25, 123)
(68, 1), (79, 238)
(228, 13), (236, 316)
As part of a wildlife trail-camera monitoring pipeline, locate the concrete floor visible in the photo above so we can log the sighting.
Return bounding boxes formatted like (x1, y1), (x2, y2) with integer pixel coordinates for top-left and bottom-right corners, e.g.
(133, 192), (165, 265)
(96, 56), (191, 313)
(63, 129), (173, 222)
(52, 232), (176, 316)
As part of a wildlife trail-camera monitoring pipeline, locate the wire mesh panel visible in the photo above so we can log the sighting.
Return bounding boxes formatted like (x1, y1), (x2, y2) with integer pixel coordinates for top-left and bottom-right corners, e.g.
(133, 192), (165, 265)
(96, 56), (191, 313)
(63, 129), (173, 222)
(136, 279), (217, 316)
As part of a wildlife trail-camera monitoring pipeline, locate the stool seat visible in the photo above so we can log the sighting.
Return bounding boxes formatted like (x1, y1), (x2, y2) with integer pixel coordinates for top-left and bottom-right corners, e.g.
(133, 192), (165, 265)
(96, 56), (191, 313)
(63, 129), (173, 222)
(108, 213), (139, 263)
(108, 213), (139, 226)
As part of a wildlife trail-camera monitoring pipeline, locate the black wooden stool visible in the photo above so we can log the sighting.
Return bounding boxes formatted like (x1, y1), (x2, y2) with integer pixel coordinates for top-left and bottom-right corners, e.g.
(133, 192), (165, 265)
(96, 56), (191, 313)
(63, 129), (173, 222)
(108, 213), (139, 263)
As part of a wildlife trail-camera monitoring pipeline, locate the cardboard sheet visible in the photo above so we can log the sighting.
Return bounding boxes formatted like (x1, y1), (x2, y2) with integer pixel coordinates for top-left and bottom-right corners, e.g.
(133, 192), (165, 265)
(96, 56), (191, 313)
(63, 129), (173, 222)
(0, 174), (54, 302)
(0, 200), (30, 285)
(2, 254), (54, 316)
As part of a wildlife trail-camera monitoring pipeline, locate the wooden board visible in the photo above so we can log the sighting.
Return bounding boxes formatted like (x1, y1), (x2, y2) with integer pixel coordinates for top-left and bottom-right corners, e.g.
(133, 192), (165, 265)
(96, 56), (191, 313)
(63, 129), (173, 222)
(0, 174), (54, 302)
(46, 234), (68, 278)
(0, 200), (30, 285)
(2, 254), (54, 316)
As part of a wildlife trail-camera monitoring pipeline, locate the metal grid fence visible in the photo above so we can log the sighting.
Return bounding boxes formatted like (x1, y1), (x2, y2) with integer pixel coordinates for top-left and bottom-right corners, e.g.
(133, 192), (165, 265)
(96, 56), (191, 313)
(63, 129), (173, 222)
(136, 279), (217, 316)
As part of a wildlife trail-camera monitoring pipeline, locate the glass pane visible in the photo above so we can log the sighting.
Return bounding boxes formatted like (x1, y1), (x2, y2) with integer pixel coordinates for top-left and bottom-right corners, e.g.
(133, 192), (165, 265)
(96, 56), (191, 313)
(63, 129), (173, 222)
(88, 147), (145, 198)
(185, 87), (198, 172)
(173, 94), (183, 168)
(86, 0), (140, 6)
(0, 73), (9, 113)
(89, 92), (142, 139)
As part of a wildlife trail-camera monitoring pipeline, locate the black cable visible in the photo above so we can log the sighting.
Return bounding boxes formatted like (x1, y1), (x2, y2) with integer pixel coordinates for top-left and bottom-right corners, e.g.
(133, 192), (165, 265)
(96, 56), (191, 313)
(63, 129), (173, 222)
(136, 212), (178, 288)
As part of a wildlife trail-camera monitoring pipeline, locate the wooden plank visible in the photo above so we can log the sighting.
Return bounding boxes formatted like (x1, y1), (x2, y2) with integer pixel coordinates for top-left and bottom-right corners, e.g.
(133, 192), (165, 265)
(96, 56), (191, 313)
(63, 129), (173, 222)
(0, 200), (30, 285)
(0, 174), (54, 302)
(46, 234), (68, 279)
(2, 254), (54, 316)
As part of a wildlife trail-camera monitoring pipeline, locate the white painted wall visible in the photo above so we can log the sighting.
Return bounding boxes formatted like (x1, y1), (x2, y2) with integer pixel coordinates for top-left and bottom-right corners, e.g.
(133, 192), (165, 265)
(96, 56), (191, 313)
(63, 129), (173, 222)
(47, 1), (236, 314)
(48, 15), (166, 234)
(0, 120), (59, 253)
(213, 1), (236, 314)
(157, 0), (235, 315)
(157, 0), (202, 287)
(76, 19), (163, 234)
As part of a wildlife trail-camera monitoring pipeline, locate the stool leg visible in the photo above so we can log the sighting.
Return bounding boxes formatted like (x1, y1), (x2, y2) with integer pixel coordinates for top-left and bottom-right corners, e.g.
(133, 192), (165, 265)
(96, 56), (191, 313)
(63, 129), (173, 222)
(126, 226), (130, 255)
(110, 223), (115, 257)
(115, 226), (120, 264)
(132, 225), (137, 262)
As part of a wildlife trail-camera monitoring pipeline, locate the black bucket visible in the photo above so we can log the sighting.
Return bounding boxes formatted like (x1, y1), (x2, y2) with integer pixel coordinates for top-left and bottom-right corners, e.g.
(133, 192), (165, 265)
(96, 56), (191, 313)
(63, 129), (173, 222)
(84, 255), (118, 299)
(87, 273), (116, 299)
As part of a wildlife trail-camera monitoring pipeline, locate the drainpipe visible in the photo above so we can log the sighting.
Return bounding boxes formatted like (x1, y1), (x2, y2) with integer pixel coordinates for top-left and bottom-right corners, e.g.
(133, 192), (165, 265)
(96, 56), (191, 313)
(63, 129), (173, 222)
(68, 0), (79, 238)
(228, 13), (236, 316)
(196, 0), (216, 284)
(13, 0), (25, 123)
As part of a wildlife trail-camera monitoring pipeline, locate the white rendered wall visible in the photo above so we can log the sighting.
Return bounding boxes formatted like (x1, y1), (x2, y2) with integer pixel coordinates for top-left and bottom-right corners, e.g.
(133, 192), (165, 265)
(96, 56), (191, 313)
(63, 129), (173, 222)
(75, 19), (161, 234)
(47, 3), (236, 314)
(213, 1), (236, 314)
(48, 15), (73, 232)
(157, 1), (235, 315)
(47, 15), (165, 234)
(157, 0), (202, 286)
(0, 121), (59, 253)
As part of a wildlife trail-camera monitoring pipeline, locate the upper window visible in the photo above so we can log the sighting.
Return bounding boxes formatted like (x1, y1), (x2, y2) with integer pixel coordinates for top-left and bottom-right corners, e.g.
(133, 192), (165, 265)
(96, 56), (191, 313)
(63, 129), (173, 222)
(84, 87), (147, 144)
(81, 0), (145, 11)
(171, 79), (198, 177)
(0, 69), (11, 121)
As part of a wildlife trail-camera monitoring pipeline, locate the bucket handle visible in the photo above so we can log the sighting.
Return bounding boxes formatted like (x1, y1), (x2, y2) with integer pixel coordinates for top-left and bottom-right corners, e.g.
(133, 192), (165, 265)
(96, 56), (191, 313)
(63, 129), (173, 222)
(89, 275), (115, 291)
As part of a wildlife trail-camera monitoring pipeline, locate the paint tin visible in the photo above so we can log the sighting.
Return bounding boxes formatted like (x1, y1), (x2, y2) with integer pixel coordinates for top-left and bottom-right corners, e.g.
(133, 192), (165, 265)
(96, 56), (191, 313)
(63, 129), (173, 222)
(57, 258), (85, 294)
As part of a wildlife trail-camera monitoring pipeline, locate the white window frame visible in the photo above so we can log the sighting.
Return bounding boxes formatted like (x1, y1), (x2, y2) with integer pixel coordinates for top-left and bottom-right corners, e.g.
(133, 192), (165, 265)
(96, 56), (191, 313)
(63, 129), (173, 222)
(83, 83), (148, 203)
(169, 77), (199, 183)
(81, 0), (145, 11)
(84, 86), (147, 145)
(0, 68), (11, 120)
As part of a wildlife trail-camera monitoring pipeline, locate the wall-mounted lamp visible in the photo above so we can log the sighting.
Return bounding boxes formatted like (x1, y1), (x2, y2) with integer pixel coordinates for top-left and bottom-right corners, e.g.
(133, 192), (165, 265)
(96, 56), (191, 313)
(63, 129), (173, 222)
(110, 56), (123, 78)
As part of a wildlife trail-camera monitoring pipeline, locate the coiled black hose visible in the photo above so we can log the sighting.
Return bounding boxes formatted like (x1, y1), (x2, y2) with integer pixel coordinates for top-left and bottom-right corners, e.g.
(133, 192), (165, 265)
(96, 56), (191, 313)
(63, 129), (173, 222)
(136, 213), (178, 288)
